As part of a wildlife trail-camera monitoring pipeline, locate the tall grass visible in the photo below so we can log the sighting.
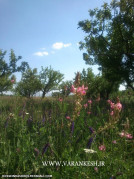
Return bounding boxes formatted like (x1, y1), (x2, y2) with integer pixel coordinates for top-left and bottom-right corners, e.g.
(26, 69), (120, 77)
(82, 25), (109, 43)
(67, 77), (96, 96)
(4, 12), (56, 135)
(0, 94), (133, 178)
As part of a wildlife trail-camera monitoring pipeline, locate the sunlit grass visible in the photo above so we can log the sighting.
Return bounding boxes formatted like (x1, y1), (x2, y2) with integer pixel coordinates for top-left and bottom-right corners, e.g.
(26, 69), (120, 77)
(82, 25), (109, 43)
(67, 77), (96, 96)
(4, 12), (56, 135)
(0, 94), (133, 178)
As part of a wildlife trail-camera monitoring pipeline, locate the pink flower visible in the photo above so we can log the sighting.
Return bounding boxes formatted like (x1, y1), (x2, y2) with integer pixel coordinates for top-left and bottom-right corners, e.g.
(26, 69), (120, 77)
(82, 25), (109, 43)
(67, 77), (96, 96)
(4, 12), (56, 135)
(84, 103), (88, 109)
(119, 131), (125, 137)
(112, 140), (117, 144)
(119, 131), (133, 139)
(125, 133), (133, 139)
(66, 116), (71, 120)
(70, 85), (76, 93)
(81, 90), (86, 95)
(76, 85), (88, 95)
(115, 102), (122, 111)
(107, 99), (111, 104)
(58, 98), (63, 102)
(77, 112), (80, 116)
(99, 145), (106, 151)
(110, 111), (114, 116)
(94, 167), (98, 172)
(87, 111), (91, 115)
(70, 85), (88, 95)
(88, 100), (92, 104)
(11, 79), (15, 83)
(110, 102), (115, 109)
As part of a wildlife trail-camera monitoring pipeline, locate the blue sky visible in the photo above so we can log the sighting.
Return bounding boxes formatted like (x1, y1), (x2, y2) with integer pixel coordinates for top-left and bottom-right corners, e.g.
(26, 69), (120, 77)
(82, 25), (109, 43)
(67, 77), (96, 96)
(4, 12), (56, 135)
(0, 0), (112, 82)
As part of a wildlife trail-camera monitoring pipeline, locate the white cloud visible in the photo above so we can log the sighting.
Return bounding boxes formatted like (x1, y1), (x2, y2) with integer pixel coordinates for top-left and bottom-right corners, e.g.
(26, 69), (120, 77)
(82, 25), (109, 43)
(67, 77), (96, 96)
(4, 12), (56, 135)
(63, 43), (72, 47)
(52, 42), (72, 50)
(34, 51), (48, 56)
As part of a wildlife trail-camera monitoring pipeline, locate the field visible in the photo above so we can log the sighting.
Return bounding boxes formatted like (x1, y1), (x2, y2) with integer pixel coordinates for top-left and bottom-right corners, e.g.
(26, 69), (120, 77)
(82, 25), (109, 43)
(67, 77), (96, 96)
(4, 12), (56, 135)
(0, 92), (134, 179)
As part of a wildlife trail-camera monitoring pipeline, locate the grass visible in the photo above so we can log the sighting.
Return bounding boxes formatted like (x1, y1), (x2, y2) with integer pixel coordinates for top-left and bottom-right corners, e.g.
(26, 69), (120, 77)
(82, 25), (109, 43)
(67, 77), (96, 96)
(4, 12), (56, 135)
(0, 94), (134, 178)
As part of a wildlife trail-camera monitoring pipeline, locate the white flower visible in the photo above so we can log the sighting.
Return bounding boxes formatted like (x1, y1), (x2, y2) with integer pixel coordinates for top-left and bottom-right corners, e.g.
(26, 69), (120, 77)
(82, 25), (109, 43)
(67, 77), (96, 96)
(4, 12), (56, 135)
(84, 149), (97, 153)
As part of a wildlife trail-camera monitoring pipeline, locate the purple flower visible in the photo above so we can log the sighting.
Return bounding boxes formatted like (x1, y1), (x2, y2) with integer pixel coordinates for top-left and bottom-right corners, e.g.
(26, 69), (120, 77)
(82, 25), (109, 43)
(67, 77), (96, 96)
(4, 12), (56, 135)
(87, 137), (93, 148)
(42, 143), (50, 155)
(89, 127), (94, 134)
(71, 121), (74, 134)
(42, 115), (45, 124)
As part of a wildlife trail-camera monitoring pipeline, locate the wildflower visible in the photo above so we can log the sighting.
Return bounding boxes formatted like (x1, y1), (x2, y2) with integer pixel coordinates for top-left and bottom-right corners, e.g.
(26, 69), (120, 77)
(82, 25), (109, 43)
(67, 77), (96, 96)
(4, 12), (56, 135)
(84, 149), (97, 153)
(66, 116), (71, 120)
(84, 103), (88, 109)
(77, 112), (80, 116)
(9, 113), (14, 117)
(110, 111), (114, 116)
(42, 143), (50, 155)
(25, 112), (29, 115)
(89, 127), (94, 134)
(119, 131), (133, 139)
(87, 137), (93, 148)
(71, 121), (74, 134)
(87, 111), (91, 115)
(42, 115), (45, 124)
(115, 102), (122, 111)
(110, 102), (115, 109)
(71, 85), (88, 95)
(11, 79), (15, 83)
(77, 85), (88, 95)
(99, 145), (106, 151)
(70, 85), (76, 93)
(58, 98), (63, 102)
(125, 133), (133, 139)
(94, 167), (98, 172)
(119, 131), (125, 137)
(112, 140), (117, 144)
(88, 100), (92, 104)
(107, 99), (111, 104)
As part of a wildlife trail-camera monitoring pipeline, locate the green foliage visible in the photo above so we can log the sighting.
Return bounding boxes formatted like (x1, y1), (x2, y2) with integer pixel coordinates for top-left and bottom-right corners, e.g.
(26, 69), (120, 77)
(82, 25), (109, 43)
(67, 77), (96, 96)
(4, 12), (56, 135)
(59, 80), (73, 97)
(80, 68), (119, 99)
(15, 68), (42, 98)
(0, 49), (29, 94)
(0, 94), (133, 178)
(39, 66), (64, 98)
(78, 0), (134, 90)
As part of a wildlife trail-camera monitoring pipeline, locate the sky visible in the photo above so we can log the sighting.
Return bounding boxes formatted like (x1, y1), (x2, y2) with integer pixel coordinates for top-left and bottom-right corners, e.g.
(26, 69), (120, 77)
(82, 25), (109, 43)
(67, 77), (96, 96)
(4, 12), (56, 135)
(0, 0), (119, 86)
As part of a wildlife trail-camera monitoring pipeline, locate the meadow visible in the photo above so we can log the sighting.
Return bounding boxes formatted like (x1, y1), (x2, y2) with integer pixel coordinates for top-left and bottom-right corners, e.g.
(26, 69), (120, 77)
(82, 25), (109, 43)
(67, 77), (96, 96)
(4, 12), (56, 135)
(0, 90), (134, 179)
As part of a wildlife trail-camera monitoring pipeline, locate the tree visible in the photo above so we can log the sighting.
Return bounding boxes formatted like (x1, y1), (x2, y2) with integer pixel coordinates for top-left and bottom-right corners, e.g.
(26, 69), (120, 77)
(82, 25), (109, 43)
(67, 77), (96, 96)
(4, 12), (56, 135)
(39, 66), (64, 98)
(0, 49), (29, 94)
(59, 80), (73, 97)
(15, 68), (42, 98)
(80, 68), (119, 99)
(78, 0), (134, 90)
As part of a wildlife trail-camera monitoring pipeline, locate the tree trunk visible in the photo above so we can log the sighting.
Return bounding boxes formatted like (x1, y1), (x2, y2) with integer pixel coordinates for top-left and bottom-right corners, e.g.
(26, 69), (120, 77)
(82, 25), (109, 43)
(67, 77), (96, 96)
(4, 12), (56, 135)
(42, 91), (46, 98)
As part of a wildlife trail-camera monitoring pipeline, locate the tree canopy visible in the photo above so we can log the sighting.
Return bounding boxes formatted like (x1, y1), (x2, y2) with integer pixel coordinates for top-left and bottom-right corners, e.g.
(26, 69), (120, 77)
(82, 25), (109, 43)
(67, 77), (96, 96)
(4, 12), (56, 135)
(15, 68), (42, 98)
(78, 0), (134, 90)
(39, 66), (64, 98)
(0, 49), (29, 94)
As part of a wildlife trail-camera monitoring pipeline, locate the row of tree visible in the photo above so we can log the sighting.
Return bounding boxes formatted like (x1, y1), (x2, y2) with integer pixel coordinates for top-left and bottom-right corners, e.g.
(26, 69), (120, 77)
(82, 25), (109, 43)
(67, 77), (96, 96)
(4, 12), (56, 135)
(1, 0), (133, 98)
(0, 49), (120, 99)
(0, 49), (65, 97)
